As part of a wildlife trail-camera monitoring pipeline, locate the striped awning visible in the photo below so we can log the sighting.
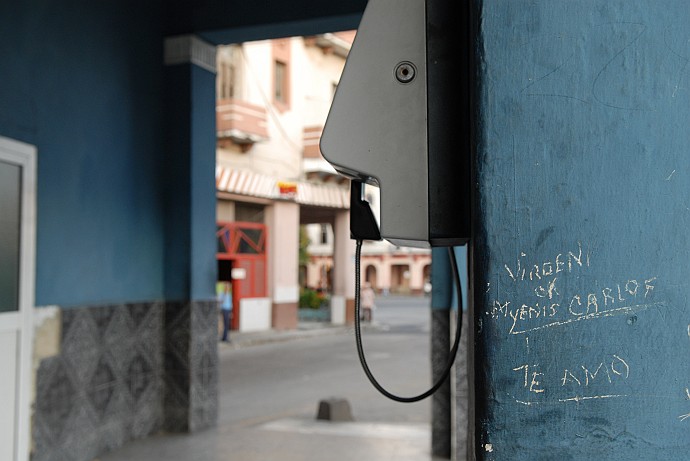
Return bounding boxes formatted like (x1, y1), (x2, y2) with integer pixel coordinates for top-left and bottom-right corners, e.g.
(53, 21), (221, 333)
(216, 165), (349, 209)
(296, 181), (349, 208)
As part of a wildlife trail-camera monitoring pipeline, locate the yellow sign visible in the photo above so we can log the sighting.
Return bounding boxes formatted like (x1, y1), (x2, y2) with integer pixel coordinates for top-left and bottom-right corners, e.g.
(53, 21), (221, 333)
(277, 181), (298, 198)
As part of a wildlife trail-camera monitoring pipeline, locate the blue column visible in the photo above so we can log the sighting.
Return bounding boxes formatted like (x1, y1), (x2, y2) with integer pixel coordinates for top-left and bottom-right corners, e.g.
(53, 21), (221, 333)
(162, 35), (218, 432)
(431, 247), (453, 458)
(432, 246), (470, 460)
(163, 35), (217, 302)
(473, 1), (690, 459)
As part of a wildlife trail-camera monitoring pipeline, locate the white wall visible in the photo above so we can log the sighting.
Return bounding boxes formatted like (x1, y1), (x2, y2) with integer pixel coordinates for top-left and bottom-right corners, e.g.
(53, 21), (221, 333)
(266, 201), (300, 304)
(239, 298), (272, 332)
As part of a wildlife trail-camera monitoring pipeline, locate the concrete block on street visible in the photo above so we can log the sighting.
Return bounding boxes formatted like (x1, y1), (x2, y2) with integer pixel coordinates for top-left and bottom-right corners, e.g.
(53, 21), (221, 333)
(316, 397), (354, 422)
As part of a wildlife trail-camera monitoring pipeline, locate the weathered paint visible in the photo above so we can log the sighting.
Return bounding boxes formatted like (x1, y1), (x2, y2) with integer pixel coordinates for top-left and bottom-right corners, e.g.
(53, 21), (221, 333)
(473, 1), (690, 459)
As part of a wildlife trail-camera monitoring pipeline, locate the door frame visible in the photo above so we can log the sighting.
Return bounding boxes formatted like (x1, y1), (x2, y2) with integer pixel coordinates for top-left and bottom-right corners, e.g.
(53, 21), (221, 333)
(216, 221), (268, 329)
(0, 136), (36, 461)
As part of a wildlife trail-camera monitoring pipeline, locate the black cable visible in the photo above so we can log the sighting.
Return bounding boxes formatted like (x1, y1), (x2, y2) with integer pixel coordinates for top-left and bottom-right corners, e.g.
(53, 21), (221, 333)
(354, 239), (464, 403)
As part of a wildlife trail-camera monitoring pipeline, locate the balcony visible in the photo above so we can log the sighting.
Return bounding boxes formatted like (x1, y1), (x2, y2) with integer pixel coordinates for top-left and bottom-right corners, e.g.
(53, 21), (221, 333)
(302, 125), (346, 184)
(216, 98), (269, 148)
(305, 32), (355, 57)
(303, 125), (323, 159)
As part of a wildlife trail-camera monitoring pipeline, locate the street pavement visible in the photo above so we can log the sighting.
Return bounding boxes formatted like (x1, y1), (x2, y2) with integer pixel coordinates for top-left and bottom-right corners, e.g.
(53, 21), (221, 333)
(99, 295), (448, 461)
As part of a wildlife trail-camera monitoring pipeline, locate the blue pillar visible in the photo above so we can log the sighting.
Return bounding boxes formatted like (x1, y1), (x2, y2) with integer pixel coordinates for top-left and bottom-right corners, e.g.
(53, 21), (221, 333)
(431, 246), (469, 459)
(473, 1), (690, 459)
(162, 35), (218, 432)
(163, 35), (217, 302)
(431, 247), (454, 458)
(432, 246), (470, 460)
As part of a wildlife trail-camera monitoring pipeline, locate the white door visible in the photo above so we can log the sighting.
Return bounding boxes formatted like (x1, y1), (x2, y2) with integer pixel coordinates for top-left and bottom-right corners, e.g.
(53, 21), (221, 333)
(0, 137), (36, 461)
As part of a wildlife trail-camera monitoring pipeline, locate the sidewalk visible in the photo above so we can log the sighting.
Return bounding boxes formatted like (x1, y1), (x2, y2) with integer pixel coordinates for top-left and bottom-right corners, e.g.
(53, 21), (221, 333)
(220, 320), (374, 349)
(99, 312), (444, 461)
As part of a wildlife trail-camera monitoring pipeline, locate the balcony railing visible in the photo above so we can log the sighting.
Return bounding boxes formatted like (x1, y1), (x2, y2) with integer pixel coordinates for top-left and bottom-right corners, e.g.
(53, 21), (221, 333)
(216, 98), (268, 146)
(302, 125), (323, 159)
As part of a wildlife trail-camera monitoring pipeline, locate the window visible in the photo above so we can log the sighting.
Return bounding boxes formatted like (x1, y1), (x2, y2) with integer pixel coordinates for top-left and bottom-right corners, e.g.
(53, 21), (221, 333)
(235, 203), (265, 223)
(274, 60), (287, 104)
(320, 224), (329, 245)
(272, 39), (291, 109)
(219, 61), (236, 99)
(0, 136), (37, 461)
(216, 45), (240, 100)
(0, 160), (20, 312)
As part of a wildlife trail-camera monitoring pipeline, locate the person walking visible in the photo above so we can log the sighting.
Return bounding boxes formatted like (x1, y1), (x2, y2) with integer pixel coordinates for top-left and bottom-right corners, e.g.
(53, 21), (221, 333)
(360, 282), (376, 322)
(217, 281), (233, 342)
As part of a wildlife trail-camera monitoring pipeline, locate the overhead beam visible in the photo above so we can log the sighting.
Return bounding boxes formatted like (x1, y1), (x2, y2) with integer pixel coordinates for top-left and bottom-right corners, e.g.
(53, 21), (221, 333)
(165, 0), (367, 44)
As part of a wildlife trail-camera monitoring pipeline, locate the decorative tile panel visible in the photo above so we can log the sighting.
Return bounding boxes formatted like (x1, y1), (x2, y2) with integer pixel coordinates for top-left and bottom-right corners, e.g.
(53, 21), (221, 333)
(163, 300), (219, 432)
(32, 299), (218, 461)
(88, 358), (116, 420)
(32, 302), (166, 461)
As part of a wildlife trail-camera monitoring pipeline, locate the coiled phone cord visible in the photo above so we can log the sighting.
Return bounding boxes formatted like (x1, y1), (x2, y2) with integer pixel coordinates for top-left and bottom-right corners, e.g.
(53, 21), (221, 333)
(354, 239), (464, 403)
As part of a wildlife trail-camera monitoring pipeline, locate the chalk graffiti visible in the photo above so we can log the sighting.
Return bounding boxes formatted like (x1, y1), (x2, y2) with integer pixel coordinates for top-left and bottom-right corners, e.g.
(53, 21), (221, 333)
(512, 363), (545, 394)
(560, 354), (630, 387)
(489, 242), (689, 414)
(680, 389), (690, 422)
(504, 242), (590, 283)
(488, 242), (662, 336)
(511, 354), (631, 405)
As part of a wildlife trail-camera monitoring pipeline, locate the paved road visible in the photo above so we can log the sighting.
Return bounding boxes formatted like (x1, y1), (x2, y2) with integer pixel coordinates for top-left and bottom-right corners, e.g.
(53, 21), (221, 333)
(100, 295), (445, 461)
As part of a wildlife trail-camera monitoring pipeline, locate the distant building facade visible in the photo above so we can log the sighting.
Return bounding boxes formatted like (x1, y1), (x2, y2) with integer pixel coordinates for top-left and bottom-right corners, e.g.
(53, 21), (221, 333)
(304, 187), (432, 296)
(214, 33), (431, 317)
(214, 33), (356, 332)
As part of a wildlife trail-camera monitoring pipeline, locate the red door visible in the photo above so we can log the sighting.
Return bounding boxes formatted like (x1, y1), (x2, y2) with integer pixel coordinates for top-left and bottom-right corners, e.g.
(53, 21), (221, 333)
(217, 222), (268, 329)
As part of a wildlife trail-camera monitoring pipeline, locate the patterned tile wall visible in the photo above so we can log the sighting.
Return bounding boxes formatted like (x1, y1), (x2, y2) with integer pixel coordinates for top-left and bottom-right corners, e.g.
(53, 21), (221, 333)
(32, 300), (218, 461)
(164, 300), (219, 432)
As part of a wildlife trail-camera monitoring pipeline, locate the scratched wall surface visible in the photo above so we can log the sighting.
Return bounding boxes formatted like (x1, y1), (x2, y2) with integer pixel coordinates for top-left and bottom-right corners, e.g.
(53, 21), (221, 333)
(473, 1), (690, 460)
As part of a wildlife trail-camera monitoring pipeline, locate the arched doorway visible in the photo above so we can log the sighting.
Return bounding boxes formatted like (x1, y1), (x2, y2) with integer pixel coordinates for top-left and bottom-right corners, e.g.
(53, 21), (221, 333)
(365, 264), (378, 291)
(422, 263), (432, 295)
(390, 264), (411, 294)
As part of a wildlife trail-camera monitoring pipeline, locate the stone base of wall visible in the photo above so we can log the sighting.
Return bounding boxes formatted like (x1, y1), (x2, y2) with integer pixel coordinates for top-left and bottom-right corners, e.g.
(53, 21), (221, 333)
(164, 300), (218, 432)
(272, 302), (297, 330)
(455, 311), (469, 461)
(32, 300), (218, 461)
(345, 298), (355, 325)
(431, 309), (452, 459)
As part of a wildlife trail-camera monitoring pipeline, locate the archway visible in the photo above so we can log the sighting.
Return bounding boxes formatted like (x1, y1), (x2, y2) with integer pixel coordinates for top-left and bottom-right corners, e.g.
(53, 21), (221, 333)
(365, 264), (378, 291)
(390, 264), (411, 294)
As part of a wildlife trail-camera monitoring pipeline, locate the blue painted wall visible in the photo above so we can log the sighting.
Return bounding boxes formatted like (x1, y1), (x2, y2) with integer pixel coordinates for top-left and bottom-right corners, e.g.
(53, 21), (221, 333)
(431, 247), (468, 312)
(0, 0), (166, 306)
(0, 0), (368, 308)
(474, 1), (690, 459)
